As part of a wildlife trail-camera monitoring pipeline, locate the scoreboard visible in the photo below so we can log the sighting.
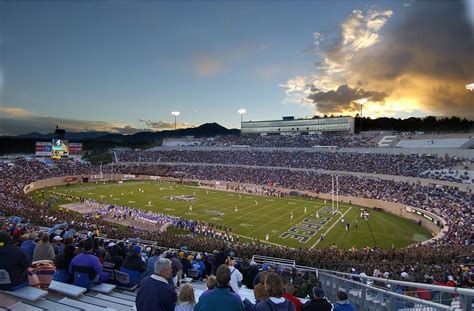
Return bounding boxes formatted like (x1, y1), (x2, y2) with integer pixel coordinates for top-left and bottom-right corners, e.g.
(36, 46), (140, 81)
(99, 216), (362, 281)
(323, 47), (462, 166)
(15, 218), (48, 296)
(52, 139), (69, 158)
(36, 140), (82, 158)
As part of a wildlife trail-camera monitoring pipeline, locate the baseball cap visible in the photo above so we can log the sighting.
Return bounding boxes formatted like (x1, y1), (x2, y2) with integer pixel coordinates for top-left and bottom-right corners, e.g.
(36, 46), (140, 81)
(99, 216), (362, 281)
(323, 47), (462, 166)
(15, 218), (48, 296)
(132, 245), (143, 254)
(313, 287), (325, 298)
(53, 236), (63, 241)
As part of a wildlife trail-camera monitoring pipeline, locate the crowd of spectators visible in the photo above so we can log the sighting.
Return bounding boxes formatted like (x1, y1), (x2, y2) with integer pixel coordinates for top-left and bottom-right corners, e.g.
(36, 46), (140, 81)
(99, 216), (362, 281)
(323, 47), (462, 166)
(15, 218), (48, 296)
(0, 156), (473, 296)
(114, 149), (468, 181)
(199, 134), (377, 148)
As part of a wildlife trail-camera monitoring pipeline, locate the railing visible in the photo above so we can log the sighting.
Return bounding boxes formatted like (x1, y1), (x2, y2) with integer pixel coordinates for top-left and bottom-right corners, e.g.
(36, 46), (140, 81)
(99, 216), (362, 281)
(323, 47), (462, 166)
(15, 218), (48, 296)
(251, 255), (295, 269)
(318, 269), (474, 311)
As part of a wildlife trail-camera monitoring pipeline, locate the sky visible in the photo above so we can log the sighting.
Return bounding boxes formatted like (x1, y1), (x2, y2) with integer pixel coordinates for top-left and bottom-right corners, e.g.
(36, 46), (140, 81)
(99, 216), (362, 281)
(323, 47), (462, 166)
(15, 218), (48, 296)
(0, 0), (473, 135)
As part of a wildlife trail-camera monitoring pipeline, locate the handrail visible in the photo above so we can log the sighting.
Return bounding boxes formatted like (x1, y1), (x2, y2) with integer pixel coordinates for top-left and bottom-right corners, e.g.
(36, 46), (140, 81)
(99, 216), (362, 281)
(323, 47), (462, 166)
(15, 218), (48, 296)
(319, 272), (456, 310)
(318, 269), (474, 296)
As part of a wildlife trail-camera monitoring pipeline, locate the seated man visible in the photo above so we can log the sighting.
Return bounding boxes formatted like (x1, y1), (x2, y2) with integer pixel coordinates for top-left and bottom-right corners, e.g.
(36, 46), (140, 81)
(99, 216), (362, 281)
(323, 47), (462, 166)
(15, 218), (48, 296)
(121, 245), (147, 284)
(0, 231), (32, 290)
(135, 258), (177, 311)
(69, 239), (108, 286)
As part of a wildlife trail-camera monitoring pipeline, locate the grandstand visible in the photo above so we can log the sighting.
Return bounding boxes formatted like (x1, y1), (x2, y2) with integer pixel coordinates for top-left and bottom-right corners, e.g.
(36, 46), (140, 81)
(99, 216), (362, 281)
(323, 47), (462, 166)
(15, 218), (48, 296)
(1, 132), (473, 311)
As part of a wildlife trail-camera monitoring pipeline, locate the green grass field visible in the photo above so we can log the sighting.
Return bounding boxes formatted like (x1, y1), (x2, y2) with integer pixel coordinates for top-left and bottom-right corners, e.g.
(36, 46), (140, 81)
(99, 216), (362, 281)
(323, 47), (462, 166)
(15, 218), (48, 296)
(32, 181), (431, 249)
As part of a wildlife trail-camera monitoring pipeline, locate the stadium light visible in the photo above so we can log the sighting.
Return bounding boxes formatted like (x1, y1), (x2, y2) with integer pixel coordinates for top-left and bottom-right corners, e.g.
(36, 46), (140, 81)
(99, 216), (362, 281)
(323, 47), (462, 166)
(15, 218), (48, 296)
(356, 98), (367, 133)
(238, 108), (246, 125)
(171, 111), (180, 131)
(466, 83), (474, 91)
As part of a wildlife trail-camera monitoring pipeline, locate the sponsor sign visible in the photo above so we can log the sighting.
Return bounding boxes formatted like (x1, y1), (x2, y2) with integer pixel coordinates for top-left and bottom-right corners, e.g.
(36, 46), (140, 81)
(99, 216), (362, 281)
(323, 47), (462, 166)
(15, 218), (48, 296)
(35, 142), (52, 156)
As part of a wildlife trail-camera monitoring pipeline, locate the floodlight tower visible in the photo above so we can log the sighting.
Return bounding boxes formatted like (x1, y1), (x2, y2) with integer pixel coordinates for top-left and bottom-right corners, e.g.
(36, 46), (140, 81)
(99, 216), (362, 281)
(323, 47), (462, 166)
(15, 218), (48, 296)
(357, 98), (367, 133)
(171, 111), (180, 131)
(238, 108), (246, 128)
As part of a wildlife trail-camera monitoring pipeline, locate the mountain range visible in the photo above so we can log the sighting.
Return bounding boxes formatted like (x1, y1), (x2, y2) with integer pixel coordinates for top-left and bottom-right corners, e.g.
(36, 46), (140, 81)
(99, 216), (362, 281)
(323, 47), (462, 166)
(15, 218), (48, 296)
(11, 123), (239, 143)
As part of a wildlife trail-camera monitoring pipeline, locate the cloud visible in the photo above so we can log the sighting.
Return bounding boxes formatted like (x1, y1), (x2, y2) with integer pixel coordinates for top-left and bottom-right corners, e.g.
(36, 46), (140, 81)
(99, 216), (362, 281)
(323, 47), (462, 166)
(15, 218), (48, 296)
(282, 3), (474, 119)
(308, 85), (388, 114)
(192, 55), (226, 77)
(139, 119), (195, 130)
(282, 8), (393, 109)
(349, 1), (474, 118)
(0, 106), (195, 135)
(0, 106), (34, 117)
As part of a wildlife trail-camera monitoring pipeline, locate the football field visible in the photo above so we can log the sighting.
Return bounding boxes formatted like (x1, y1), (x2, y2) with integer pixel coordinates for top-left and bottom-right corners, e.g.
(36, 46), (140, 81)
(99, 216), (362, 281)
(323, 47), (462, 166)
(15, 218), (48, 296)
(33, 181), (431, 249)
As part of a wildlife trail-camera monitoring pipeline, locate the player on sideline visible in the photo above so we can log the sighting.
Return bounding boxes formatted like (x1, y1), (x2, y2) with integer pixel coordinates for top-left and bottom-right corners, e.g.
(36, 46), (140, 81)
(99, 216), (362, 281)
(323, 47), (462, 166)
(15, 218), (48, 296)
(304, 206), (307, 214)
(290, 212), (293, 220)
(265, 234), (269, 241)
(189, 205), (193, 212)
(238, 194), (241, 200)
(148, 200), (152, 206)
(255, 200), (258, 205)
(316, 211), (320, 218)
(234, 206), (238, 212)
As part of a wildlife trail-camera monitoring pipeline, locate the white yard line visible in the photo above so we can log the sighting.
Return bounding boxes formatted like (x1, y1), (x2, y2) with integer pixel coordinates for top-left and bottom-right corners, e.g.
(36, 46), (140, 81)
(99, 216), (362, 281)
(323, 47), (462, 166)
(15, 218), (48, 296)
(310, 206), (352, 249)
(234, 233), (284, 247)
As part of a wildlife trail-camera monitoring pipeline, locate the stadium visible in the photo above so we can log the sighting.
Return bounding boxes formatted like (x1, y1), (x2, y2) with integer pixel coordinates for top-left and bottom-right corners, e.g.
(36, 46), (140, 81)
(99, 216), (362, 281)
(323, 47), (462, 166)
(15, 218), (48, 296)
(1, 124), (473, 310)
(1, 1), (474, 311)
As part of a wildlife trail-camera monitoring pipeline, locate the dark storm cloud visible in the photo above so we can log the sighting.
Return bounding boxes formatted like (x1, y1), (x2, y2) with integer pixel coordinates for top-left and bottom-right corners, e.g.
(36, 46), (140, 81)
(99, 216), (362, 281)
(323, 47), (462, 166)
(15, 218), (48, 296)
(308, 85), (388, 114)
(349, 0), (474, 117)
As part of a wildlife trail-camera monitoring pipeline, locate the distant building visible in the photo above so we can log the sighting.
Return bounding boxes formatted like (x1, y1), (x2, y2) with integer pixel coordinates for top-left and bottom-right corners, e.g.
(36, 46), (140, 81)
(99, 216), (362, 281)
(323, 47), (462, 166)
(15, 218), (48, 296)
(241, 116), (354, 135)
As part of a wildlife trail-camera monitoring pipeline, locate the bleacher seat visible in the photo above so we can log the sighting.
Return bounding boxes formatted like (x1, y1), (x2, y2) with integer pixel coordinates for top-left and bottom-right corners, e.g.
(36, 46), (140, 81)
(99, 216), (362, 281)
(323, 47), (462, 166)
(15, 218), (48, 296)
(53, 269), (70, 283)
(72, 266), (100, 289)
(115, 270), (138, 291)
(3, 286), (48, 302)
(49, 280), (87, 297)
(118, 268), (140, 287)
(90, 283), (116, 294)
(186, 268), (199, 279)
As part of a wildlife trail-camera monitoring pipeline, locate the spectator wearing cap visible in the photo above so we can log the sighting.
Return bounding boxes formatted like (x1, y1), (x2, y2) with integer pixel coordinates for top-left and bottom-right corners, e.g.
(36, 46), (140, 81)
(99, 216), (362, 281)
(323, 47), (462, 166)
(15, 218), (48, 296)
(122, 245), (147, 277)
(194, 264), (245, 311)
(20, 232), (37, 260)
(302, 287), (332, 311)
(136, 258), (177, 311)
(283, 284), (302, 311)
(33, 234), (55, 262)
(191, 253), (205, 281)
(255, 272), (296, 311)
(52, 235), (64, 255)
(253, 264), (269, 287)
(333, 290), (355, 311)
(69, 239), (109, 284)
(104, 244), (124, 271)
(0, 231), (32, 290)
(227, 258), (243, 294)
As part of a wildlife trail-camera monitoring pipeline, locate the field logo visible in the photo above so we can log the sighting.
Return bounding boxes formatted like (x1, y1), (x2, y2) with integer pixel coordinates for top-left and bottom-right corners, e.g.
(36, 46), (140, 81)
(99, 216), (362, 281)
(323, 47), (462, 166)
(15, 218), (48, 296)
(279, 217), (330, 243)
(203, 210), (225, 217)
(168, 195), (197, 202)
